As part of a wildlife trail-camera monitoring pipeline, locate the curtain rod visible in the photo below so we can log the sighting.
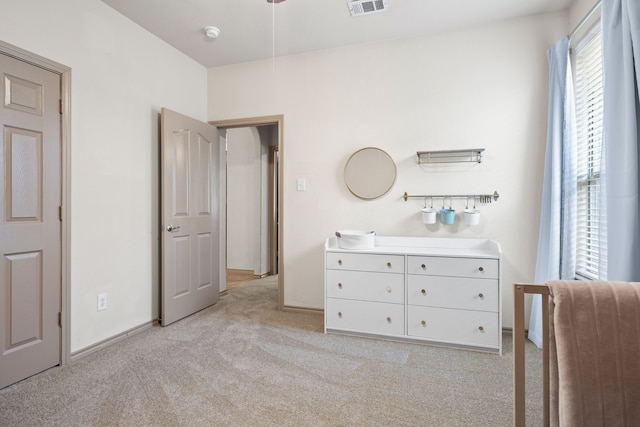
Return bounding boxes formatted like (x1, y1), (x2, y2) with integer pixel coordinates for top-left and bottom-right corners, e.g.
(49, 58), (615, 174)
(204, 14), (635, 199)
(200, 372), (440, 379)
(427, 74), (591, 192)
(569, 0), (602, 40)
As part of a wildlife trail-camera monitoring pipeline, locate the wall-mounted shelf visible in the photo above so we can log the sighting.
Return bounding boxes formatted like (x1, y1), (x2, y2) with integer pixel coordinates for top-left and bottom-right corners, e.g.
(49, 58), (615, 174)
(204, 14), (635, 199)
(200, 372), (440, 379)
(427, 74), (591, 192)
(416, 148), (485, 164)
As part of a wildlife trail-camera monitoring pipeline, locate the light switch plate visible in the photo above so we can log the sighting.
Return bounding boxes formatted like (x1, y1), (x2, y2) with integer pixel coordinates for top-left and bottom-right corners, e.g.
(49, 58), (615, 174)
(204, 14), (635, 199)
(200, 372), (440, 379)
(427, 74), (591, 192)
(97, 293), (108, 311)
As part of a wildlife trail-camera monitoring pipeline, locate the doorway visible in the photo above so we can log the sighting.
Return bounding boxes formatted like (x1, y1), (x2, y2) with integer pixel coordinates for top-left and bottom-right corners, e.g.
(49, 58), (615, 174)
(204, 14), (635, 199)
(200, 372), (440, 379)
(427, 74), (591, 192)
(211, 116), (283, 310)
(225, 126), (278, 280)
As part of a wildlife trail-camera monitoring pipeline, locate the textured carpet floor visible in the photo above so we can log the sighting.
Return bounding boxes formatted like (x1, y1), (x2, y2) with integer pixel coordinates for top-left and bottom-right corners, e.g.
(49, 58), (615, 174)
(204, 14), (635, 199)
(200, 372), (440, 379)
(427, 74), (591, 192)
(0, 276), (543, 426)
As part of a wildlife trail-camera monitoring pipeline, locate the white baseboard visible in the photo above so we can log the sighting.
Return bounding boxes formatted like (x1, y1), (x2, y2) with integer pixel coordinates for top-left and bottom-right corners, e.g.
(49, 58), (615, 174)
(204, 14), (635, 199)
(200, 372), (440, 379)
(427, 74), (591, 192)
(70, 320), (157, 362)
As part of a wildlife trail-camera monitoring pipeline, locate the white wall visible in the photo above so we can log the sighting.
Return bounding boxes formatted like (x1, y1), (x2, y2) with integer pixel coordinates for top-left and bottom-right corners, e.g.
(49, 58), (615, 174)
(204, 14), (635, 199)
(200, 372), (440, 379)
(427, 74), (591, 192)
(209, 11), (570, 327)
(227, 127), (259, 271)
(570, 0), (599, 26)
(0, 0), (207, 352)
(569, 0), (601, 36)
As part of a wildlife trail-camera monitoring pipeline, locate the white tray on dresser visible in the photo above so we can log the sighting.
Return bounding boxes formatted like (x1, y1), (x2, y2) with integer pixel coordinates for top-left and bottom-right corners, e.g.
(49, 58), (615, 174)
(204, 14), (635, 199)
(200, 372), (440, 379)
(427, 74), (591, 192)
(324, 236), (502, 354)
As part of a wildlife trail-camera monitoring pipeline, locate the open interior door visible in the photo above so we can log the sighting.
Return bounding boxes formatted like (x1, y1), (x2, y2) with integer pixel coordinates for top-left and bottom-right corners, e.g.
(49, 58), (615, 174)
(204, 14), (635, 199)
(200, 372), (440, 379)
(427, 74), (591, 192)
(160, 108), (220, 326)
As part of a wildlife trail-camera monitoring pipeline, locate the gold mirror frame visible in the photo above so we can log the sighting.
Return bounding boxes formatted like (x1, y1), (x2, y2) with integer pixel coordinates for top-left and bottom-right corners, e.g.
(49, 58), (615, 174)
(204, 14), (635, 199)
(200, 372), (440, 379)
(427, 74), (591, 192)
(344, 147), (397, 200)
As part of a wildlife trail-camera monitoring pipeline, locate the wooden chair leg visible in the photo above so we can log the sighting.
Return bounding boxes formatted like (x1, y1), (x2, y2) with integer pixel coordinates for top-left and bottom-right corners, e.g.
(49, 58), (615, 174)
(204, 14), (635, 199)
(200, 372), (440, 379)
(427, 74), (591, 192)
(513, 284), (526, 427)
(513, 284), (550, 426)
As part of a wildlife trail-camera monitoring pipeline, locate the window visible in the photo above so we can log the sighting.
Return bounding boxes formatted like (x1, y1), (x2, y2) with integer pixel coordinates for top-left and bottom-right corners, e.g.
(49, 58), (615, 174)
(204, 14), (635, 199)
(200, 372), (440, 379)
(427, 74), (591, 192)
(573, 24), (606, 280)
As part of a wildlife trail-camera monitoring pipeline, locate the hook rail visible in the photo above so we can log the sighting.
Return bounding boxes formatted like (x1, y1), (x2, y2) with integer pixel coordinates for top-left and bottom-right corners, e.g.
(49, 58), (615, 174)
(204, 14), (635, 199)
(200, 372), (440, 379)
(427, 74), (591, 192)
(403, 191), (500, 203)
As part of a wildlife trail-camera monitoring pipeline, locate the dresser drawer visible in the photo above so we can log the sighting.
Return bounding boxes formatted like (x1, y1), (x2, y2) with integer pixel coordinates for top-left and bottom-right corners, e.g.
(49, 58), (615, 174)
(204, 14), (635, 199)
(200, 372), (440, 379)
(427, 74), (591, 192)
(326, 270), (404, 304)
(407, 306), (499, 347)
(326, 252), (404, 273)
(408, 276), (498, 312)
(326, 298), (405, 335)
(407, 256), (498, 279)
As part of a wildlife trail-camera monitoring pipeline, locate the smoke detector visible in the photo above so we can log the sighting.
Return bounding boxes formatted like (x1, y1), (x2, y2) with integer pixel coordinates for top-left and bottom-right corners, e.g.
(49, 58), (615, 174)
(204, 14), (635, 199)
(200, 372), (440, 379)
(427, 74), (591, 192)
(348, 0), (389, 17)
(203, 26), (221, 39)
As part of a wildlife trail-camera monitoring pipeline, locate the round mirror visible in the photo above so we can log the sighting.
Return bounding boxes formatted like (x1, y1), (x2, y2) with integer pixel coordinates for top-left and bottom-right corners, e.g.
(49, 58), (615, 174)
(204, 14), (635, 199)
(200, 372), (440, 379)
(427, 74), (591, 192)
(344, 147), (397, 200)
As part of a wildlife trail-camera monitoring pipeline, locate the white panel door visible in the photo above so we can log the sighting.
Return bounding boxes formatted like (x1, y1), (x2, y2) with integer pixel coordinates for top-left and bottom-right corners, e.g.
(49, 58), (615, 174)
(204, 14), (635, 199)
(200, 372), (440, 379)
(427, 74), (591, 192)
(0, 53), (61, 388)
(160, 108), (220, 326)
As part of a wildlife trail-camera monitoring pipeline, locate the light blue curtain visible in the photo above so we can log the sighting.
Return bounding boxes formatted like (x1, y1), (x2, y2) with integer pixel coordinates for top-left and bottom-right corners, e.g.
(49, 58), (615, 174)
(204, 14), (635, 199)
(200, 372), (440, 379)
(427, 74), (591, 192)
(601, 0), (640, 281)
(529, 38), (577, 348)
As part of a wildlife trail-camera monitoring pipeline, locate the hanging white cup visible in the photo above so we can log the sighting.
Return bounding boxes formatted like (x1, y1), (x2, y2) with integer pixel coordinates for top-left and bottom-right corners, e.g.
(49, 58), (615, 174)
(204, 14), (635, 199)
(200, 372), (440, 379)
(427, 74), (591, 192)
(421, 208), (437, 224)
(463, 208), (480, 226)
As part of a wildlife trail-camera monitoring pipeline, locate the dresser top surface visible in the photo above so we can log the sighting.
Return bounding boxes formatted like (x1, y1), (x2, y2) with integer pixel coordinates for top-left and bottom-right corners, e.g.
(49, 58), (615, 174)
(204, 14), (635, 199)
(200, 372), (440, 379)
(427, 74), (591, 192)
(325, 236), (501, 259)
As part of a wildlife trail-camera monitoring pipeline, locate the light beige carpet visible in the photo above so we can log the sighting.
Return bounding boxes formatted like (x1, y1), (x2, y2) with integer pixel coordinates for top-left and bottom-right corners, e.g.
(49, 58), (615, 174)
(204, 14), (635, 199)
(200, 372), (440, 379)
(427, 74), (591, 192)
(0, 275), (542, 426)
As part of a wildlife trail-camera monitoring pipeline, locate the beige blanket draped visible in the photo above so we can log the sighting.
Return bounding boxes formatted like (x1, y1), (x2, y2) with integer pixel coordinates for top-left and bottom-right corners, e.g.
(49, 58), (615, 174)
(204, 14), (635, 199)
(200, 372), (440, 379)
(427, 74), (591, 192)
(548, 280), (640, 426)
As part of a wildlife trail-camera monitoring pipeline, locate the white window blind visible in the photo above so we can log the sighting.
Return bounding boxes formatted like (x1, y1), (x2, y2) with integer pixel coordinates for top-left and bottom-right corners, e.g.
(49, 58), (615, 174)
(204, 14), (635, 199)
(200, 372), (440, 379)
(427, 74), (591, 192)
(573, 24), (606, 280)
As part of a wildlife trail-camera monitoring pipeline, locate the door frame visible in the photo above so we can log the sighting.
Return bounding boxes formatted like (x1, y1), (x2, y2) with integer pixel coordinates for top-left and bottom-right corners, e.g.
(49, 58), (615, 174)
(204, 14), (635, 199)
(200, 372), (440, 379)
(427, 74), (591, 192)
(269, 145), (278, 276)
(211, 115), (284, 310)
(0, 41), (72, 365)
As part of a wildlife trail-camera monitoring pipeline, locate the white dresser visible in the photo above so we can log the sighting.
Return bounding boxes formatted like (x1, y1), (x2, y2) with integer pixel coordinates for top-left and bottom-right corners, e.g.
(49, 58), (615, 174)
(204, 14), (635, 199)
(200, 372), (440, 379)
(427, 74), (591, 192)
(324, 236), (502, 354)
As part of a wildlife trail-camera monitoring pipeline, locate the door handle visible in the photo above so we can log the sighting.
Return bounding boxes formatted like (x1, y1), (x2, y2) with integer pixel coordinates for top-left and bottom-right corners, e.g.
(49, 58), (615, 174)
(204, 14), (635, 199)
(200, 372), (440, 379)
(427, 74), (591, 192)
(166, 224), (180, 232)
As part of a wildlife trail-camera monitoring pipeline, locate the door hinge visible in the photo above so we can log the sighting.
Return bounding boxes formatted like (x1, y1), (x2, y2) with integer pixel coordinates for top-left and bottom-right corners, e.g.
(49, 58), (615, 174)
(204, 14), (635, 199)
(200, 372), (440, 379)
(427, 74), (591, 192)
(58, 312), (62, 327)
(58, 205), (62, 221)
(59, 99), (62, 114)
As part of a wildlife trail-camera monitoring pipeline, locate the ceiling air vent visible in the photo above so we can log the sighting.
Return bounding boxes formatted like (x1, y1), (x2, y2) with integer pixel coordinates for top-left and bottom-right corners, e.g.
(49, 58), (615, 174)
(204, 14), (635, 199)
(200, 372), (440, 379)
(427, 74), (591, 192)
(348, 0), (389, 17)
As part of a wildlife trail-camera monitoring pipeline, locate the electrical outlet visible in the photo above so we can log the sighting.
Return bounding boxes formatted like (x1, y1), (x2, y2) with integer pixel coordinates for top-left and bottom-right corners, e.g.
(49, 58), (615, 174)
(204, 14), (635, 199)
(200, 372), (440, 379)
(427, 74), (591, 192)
(97, 293), (108, 311)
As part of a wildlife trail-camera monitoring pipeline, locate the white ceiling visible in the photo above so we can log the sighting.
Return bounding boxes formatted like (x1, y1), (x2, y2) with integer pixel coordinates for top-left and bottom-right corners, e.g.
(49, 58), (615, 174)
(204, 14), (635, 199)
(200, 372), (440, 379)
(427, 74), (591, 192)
(101, 0), (572, 68)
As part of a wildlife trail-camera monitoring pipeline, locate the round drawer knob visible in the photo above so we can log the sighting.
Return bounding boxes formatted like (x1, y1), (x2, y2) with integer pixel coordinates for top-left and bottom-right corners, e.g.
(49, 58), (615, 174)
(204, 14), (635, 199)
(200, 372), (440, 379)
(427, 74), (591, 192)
(386, 262), (392, 268)
(386, 287), (392, 293)
(478, 293), (484, 299)
(338, 312), (342, 318)
(338, 260), (343, 266)
(478, 266), (484, 272)
(338, 283), (343, 289)
(386, 316), (392, 323)
(421, 289), (427, 295)
(478, 326), (485, 332)
(421, 263), (426, 270)
(421, 320), (426, 327)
